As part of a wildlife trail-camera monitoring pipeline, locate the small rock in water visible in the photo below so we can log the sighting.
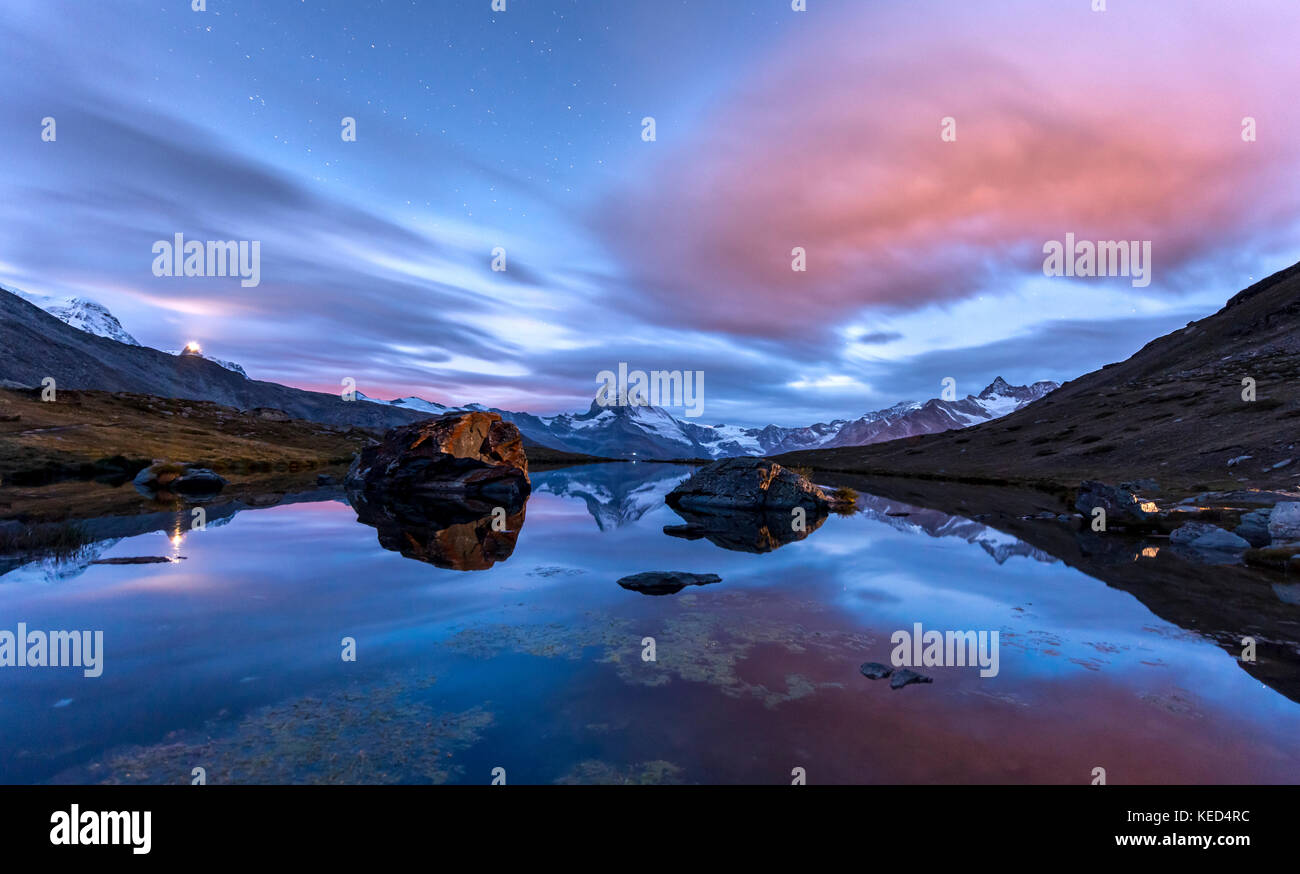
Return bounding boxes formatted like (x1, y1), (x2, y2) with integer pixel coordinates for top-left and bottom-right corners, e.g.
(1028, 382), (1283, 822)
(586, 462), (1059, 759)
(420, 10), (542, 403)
(617, 571), (722, 596)
(316, 474), (334, 485)
(91, 556), (185, 565)
(890, 669), (933, 689)
(1075, 481), (1154, 524)
(859, 662), (893, 680)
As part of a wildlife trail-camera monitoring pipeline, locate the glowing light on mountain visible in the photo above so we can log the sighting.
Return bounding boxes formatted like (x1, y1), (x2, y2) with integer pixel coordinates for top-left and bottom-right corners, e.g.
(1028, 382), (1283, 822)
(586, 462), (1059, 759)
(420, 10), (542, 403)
(184, 341), (202, 354)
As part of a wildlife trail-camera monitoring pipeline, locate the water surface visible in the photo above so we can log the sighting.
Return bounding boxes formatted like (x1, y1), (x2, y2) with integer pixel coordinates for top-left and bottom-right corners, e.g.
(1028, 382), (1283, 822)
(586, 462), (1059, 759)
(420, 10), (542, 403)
(2, 463), (1297, 784)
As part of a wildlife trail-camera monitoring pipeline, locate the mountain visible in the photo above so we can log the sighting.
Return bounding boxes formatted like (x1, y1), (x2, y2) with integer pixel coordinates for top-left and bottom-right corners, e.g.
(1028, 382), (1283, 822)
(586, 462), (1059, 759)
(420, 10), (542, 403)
(2, 280), (1056, 456)
(164, 349), (248, 378)
(776, 261), (1300, 493)
(362, 378), (1058, 460)
(0, 288), (430, 431)
(6, 282), (253, 378)
(357, 392), (449, 415)
(4, 285), (140, 346)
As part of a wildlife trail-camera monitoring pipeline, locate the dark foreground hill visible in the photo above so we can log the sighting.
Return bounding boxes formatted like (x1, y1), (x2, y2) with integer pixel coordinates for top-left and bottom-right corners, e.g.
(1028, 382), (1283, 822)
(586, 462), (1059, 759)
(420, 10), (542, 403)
(779, 261), (1300, 495)
(0, 289), (428, 431)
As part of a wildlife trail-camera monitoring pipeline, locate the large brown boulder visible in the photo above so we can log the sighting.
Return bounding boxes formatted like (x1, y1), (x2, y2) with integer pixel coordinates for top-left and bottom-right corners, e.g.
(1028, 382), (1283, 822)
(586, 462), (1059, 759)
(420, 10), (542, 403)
(346, 411), (530, 503)
(665, 457), (829, 512)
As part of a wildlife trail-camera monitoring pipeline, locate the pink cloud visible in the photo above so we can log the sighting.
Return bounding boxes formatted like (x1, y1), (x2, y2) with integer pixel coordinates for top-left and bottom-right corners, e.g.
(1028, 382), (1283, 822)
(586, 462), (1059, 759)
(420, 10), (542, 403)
(600, 0), (1300, 339)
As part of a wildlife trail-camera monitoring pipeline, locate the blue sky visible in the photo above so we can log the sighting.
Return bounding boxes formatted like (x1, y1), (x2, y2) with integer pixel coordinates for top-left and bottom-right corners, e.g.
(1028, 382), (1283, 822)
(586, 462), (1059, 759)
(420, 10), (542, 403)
(2, 0), (1298, 427)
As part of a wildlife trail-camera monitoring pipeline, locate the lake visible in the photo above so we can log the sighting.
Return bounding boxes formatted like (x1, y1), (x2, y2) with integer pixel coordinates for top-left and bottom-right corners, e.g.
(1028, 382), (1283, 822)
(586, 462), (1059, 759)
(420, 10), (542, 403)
(2, 462), (1298, 784)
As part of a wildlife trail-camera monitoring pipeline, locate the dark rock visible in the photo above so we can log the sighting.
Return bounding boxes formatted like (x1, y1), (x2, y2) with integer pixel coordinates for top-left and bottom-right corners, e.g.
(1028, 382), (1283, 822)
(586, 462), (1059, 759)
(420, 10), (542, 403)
(1120, 478), (1160, 493)
(1074, 480), (1155, 524)
(1268, 502), (1300, 542)
(346, 411), (529, 504)
(1170, 522), (1250, 551)
(169, 468), (226, 494)
(132, 462), (227, 497)
(1234, 509), (1273, 548)
(316, 474), (334, 486)
(890, 669), (933, 689)
(91, 556), (185, 565)
(859, 662), (893, 680)
(666, 457), (830, 512)
(616, 571), (722, 596)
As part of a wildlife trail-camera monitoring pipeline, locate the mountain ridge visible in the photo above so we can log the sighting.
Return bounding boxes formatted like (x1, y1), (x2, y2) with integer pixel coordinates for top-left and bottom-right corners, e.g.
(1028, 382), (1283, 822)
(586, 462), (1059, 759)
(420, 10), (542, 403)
(776, 260), (1300, 493)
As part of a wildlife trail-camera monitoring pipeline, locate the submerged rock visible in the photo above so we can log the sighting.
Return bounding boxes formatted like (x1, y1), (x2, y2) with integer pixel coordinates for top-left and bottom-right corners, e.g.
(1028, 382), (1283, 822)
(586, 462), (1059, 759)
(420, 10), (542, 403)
(346, 411), (529, 504)
(1074, 481), (1155, 524)
(859, 662), (893, 680)
(666, 458), (830, 512)
(616, 571), (722, 596)
(890, 669), (933, 689)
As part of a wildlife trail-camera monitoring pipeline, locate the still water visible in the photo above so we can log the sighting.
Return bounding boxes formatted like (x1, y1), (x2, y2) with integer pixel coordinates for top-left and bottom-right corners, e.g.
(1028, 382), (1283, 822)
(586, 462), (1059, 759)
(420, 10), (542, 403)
(2, 463), (1297, 784)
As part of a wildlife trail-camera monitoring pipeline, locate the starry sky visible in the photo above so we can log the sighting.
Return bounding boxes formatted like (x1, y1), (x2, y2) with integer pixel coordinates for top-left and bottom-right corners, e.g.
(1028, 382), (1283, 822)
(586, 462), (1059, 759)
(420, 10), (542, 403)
(2, 0), (1298, 427)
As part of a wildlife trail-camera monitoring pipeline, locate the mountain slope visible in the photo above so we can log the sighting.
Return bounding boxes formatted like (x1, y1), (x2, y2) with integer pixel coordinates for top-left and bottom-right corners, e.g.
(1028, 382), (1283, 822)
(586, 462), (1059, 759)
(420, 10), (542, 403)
(778, 261), (1300, 493)
(0, 288), (429, 431)
(5, 286), (140, 346)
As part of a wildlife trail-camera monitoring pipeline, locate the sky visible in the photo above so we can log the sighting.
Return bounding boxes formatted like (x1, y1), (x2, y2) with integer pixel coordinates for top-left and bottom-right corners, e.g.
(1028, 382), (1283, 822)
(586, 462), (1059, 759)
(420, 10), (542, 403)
(2, 0), (1298, 428)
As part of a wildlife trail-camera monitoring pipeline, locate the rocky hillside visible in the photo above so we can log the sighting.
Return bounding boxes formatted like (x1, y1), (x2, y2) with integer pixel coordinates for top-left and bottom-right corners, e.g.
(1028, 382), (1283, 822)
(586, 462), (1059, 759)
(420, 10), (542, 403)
(778, 261), (1300, 494)
(0, 288), (428, 432)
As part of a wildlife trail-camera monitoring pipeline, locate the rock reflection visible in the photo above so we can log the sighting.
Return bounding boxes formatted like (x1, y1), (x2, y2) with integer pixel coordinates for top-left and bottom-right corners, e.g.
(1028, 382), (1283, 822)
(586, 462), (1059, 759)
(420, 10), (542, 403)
(348, 490), (526, 571)
(663, 505), (827, 553)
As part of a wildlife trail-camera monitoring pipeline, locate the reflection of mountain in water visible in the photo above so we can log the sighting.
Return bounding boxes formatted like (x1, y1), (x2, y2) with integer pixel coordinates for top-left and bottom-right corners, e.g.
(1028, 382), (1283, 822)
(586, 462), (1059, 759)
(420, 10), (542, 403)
(856, 494), (1057, 565)
(1, 500), (248, 583)
(532, 463), (691, 530)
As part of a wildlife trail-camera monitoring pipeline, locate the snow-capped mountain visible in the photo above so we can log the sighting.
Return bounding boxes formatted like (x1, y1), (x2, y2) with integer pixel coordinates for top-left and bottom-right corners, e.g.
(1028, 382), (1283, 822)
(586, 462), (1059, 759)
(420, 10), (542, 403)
(4, 283), (251, 378)
(165, 349), (248, 378)
(361, 377), (1060, 460)
(5, 286), (140, 346)
(356, 392), (448, 415)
